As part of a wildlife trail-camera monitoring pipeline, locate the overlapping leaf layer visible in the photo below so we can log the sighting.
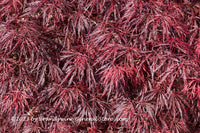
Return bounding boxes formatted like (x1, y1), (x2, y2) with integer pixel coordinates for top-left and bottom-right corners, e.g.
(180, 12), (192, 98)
(0, 0), (199, 132)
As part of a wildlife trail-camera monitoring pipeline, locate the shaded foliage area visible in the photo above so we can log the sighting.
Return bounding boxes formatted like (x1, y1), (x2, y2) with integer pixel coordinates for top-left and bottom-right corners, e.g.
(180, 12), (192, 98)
(0, 0), (200, 132)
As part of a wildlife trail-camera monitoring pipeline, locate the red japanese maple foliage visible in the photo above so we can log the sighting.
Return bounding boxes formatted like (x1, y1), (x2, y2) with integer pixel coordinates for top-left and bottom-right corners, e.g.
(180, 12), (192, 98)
(0, 0), (200, 132)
